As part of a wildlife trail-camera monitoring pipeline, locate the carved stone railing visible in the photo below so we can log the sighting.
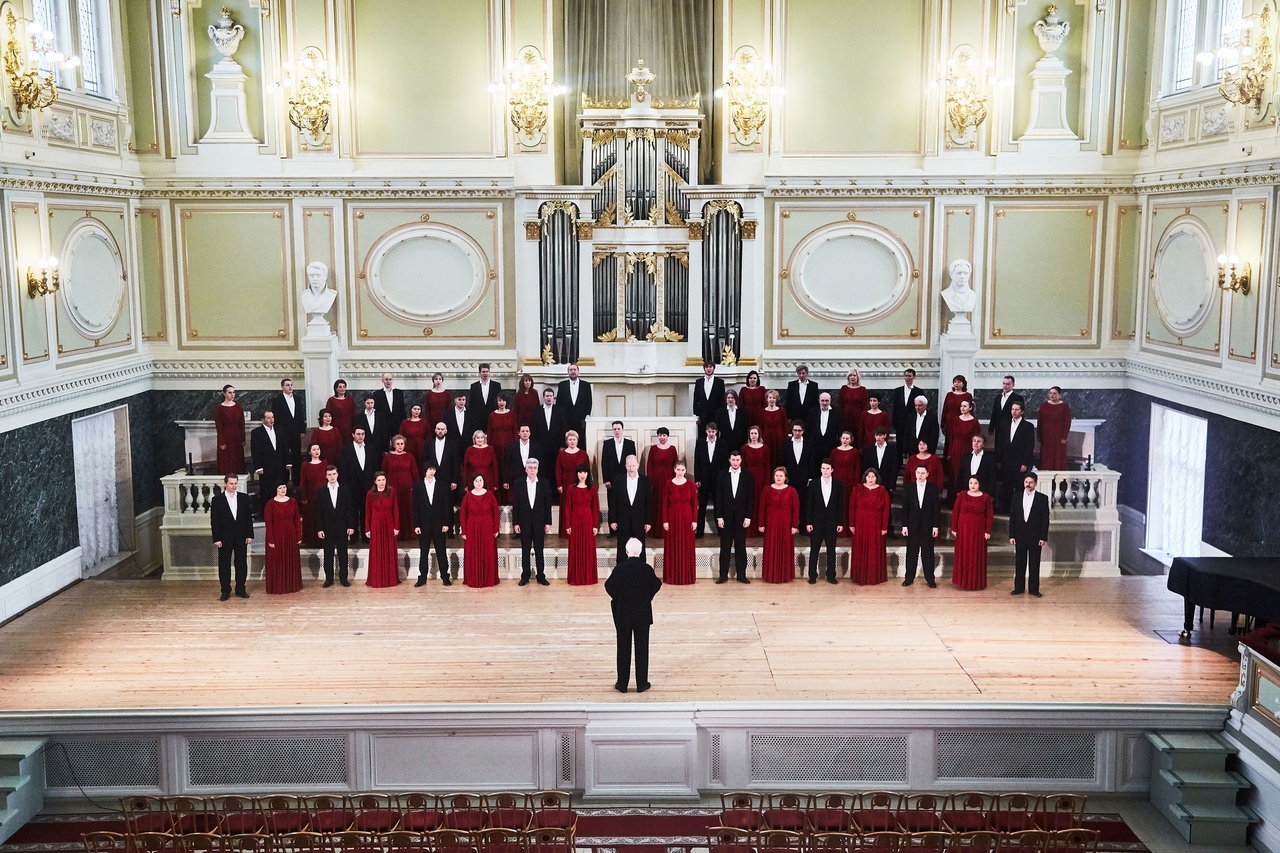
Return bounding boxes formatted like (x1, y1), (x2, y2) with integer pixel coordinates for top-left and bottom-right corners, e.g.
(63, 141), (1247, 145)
(160, 470), (229, 527)
(1034, 464), (1120, 512)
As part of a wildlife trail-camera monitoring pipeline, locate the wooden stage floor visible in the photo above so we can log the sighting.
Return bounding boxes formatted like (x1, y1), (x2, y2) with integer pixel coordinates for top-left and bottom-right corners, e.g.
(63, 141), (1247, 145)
(0, 575), (1241, 711)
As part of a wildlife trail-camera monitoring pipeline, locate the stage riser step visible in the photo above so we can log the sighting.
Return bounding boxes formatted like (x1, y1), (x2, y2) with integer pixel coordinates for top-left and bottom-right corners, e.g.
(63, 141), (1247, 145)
(0, 739), (45, 846)
(1147, 731), (1239, 772)
(1147, 730), (1254, 847)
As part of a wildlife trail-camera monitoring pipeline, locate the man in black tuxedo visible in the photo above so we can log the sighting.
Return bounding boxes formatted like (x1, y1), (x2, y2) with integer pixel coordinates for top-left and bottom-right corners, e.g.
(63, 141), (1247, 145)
(270, 378), (306, 483)
(605, 538), (662, 693)
(785, 364), (820, 422)
(557, 363), (593, 438)
(692, 362), (726, 430)
(900, 464), (940, 587)
(806, 460), (845, 585)
(445, 393), (476, 446)
(422, 421), (460, 494)
(694, 423), (728, 536)
(988, 374), (1026, 450)
(340, 427), (378, 540)
(314, 465), (355, 587)
(355, 396), (388, 461)
(999, 402), (1037, 513)
(503, 424), (539, 494)
(210, 474), (254, 600)
(412, 463), (453, 586)
(905, 395), (940, 455)
(715, 390), (749, 452)
(781, 421), (816, 526)
(890, 367), (921, 459)
(715, 450), (754, 584)
(511, 458), (553, 585)
(805, 392), (842, 457)
(374, 372), (407, 428)
(1008, 471), (1051, 597)
(955, 433), (998, 498)
(599, 420), (637, 497)
(251, 410), (290, 498)
(609, 455), (651, 560)
(467, 363), (502, 417)
(529, 388), (566, 464)
(861, 427), (899, 497)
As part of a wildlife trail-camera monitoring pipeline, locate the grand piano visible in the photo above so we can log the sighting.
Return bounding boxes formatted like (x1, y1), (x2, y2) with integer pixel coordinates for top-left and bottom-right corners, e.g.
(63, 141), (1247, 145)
(1168, 557), (1280, 640)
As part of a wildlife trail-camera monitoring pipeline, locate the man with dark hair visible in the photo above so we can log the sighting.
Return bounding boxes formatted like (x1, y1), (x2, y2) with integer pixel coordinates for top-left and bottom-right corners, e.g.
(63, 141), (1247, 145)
(715, 389), (749, 452)
(806, 459), (844, 584)
(782, 420), (816, 526)
(504, 424), (539, 494)
(211, 474), (254, 600)
(467, 363), (503, 416)
(600, 420), (637, 491)
(694, 422), (728, 536)
(557, 363), (593, 438)
(270, 378), (306, 483)
(999, 401), (1036, 514)
(693, 362), (726, 429)
(890, 368), (919, 460)
(251, 410), (290, 498)
(785, 364), (820, 421)
(605, 538), (662, 694)
(900, 464), (940, 588)
(374, 372), (407, 427)
(1009, 472), (1051, 597)
(715, 450), (754, 584)
(445, 392), (476, 446)
(529, 388), (566, 463)
(412, 463), (453, 587)
(989, 374), (1026, 449)
(340, 427), (377, 540)
(315, 464), (355, 587)
(862, 426), (899, 497)
(355, 395), (388, 460)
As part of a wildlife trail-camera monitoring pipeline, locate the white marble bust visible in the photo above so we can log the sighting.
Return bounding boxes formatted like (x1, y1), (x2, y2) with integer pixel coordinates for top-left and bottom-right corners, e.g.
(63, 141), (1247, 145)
(301, 261), (337, 326)
(940, 259), (977, 320)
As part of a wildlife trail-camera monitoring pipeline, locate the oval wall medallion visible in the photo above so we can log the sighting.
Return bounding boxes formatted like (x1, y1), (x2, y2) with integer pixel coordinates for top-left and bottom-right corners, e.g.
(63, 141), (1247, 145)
(788, 220), (915, 325)
(364, 222), (490, 325)
(1152, 215), (1217, 337)
(61, 218), (125, 339)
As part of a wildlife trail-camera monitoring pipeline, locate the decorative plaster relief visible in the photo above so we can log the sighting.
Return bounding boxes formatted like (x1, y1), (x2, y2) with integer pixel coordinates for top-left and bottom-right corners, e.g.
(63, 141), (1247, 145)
(1200, 106), (1231, 138)
(1152, 215), (1217, 337)
(1159, 114), (1188, 145)
(363, 223), (489, 325)
(44, 113), (76, 143)
(787, 221), (915, 325)
(90, 119), (118, 149)
(60, 218), (126, 339)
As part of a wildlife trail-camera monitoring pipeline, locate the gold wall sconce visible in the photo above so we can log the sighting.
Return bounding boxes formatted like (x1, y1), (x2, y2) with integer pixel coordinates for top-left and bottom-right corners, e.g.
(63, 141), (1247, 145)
(716, 46), (782, 147)
(3, 8), (79, 118)
(26, 256), (58, 298)
(1198, 4), (1273, 112)
(1217, 254), (1251, 295)
(271, 46), (339, 148)
(491, 45), (563, 148)
(940, 44), (1006, 147)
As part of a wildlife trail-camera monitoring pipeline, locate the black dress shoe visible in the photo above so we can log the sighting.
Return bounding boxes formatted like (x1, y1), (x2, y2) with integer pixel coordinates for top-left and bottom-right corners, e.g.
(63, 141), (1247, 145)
(902, 579), (914, 586)
(220, 591), (231, 601)
(537, 576), (550, 586)
(737, 577), (751, 584)
(322, 580), (334, 588)
(926, 579), (937, 588)
(715, 577), (728, 584)
(441, 576), (452, 586)
(1011, 589), (1024, 595)
(414, 578), (427, 587)
(234, 589), (250, 599)
(827, 577), (838, 585)
(339, 579), (351, 587)
(808, 577), (817, 585)
(614, 684), (627, 693)
(518, 578), (529, 586)
(1030, 591), (1043, 598)
(637, 682), (652, 693)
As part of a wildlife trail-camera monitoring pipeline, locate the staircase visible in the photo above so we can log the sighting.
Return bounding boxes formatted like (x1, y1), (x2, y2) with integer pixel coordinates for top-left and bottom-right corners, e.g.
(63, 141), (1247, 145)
(0, 738), (46, 845)
(1147, 730), (1257, 846)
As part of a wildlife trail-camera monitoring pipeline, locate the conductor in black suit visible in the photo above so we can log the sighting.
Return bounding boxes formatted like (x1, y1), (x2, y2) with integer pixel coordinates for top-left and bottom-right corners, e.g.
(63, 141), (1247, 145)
(806, 460), (845, 585)
(999, 402), (1037, 513)
(900, 464), (940, 587)
(785, 364), (820, 422)
(251, 410), (290, 498)
(467, 363), (502, 417)
(374, 372), (407, 427)
(609, 455), (651, 560)
(270, 378), (306, 483)
(412, 463), (453, 587)
(694, 423), (728, 536)
(955, 433), (998, 498)
(1008, 471), (1051, 597)
(211, 474), (254, 600)
(511, 459), (553, 586)
(340, 427), (378, 540)
(605, 537), (662, 693)
(715, 451), (754, 584)
(314, 465), (355, 587)
(355, 396), (388, 461)
(693, 362), (726, 429)
(557, 363), (593, 438)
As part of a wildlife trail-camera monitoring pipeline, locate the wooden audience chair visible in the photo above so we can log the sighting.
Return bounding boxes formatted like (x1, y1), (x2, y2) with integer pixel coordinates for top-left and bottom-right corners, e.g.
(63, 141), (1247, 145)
(1000, 830), (1051, 853)
(707, 826), (756, 853)
(168, 797), (219, 835)
(756, 829), (805, 853)
(82, 831), (127, 853)
(257, 796), (310, 835)
(350, 794), (401, 833)
(524, 828), (570, 853)
(485, 793), (533, 831)
(440, 795), (487, 832)
(852, 832), (906, 852)
(946, 832), (1001, 853)
(397, 794), (443, 833)
(323, 831), (383, 853)
(894, 794), (946, 833)
(127, 833), (181, 853)
(1035, 796), (1087, 832)
(426, 829), (478, 853)
(939, 794), (993, 834)
(806, 794), (854, 833)
(1045, 829), (1098, 853)
(212, 796), (267, 836)
(987, 795), (1042, 833)
(221, 835), (270, 853)
(907, 831), (951, 852)
(267, 832), (327, 853)
(122, 797), (173, 834)
(477, 828), (525, 853)
(529, 792), (576, 840)
(718, 792), (766, 831)
(178, 834), (223, 853)
(850, 792), (899, 834)
(762, 795), (808, 832)
(304, 796), (355, 833)
(808, 831), (858, 853)
(382, 831), (431, 853)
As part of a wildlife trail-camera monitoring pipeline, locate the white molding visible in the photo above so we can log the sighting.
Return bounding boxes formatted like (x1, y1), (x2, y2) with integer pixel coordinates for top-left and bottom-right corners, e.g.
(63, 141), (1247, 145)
(134, 507), (164, 573)
(0, 357), (152, 433)
(0, 548), (82, 623)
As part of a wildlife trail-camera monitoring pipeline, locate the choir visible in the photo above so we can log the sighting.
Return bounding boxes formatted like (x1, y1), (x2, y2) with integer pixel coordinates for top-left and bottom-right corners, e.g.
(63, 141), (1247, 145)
(219, 364), (1069, 599)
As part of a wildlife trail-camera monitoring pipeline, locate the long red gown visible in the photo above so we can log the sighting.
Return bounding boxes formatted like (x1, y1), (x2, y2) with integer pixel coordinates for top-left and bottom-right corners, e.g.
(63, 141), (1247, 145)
(829, 446), (861, 512)
(462, 445), (501, 496)
(460, 489), (500, 587)
(555, 448), (589, 535)
(423, 390), (452, 429)
(1037, 401), (1073, 470)
(759, 485), (799, 583)
(758, 408), (788, 457)
(646, 444), (679, 527)
(263, 497), (303, 594)
(860, 409), (892, 449)
(398, 418), (430, 462)
(739, 385), (768, 427)
(564, 484), (599, 585)
(942, 391), (974, 436)
(298, 460), (328, 546)
(487, 409), (518, 504)
(513, 389), (539, 427)
(364, 490), (400, 588)
(739, 444), (771, 538)
(946, 417), (982, 483)
(951, 491), (993, 590)
(325, 395), (356, 445)
(214, 402), (246, 475)
(907, 454), (944, 490)
(849, 484), (891, 585)
(381, 451), (420, 540)
(837, 385), (869, 441)
(663, 478), (698, 584)
(310, 426), (343, 466)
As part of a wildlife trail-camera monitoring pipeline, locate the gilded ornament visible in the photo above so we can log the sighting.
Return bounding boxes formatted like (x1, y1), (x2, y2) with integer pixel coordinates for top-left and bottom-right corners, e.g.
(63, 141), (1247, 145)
(740, 220), (757, 239)
(540, 343), (556, 365)
(687, 221), (704, 240)
(524, 221), (541, 240)
(720, 345), (738, 366)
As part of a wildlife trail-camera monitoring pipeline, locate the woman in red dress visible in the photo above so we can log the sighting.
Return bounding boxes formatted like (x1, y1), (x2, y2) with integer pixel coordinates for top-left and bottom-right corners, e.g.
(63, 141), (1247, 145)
(758, 390), (788, 457)
(848, 468), (890, 585)
(951, 476), (994, 590)
(907, 440), (945, 490)
(829, 430), (862, 511)
(860, 394), (892, 449)
(564, 464), (599, 585)
(460, 474), (499, 587)
(325, 380), (356, 445)
(399, 404), (430, 462)
(309, 408), (343, 466)
(941, 374), (974, 441)
(462, 430), (501, 518)
(740, 427), (772, 538)
(758, 468), (800, 583)
(739, 371), (767, 428)
(662, 459), (698, 584)
(836, 369), (869, 444)
(364, 473), (401, 588)
(1037, 386), (1073, 470)
(946, 400), (982, 491)
(382, 435), (420, 541)
(423, 373), (451, 429)
(487, 396), (518, 504)
(263, 482), (303, 594)
(214, 385), (246, 475)
(555, 431), (589, 536)
(298, 443), (328, 547)
(513, 373), (539, 428)
(646, 428), (679, 527)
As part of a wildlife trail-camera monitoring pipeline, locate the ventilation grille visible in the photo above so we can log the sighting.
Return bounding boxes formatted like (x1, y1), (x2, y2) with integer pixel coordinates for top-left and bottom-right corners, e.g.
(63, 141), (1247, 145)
(936, 732), (1097, 780)
(557, 732), (573, 787)
(188, 738), (348, 788)
(46, 739), (161, 789)
(750, 735), (908, 783)
(710, 734), (724, 784)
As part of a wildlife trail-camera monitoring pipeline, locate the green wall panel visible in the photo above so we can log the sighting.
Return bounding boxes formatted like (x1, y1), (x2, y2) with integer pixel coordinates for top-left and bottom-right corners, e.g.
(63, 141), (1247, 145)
(512, 0), (545, 50)
(1112, 205), (1140, 341)
(12, 204), (48, 363)
(292, 0), (329, 53)
(136, 207), (167, 341)
(1229, 200), (1265, 360)
(1120, 0), (1152, 148)
(122, 0), (159, 154)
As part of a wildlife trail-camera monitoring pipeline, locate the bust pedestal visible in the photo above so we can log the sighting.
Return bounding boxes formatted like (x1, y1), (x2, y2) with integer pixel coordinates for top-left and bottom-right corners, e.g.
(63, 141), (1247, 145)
(198, 58), (257, 152)
(940, 317), (979, 424)
(301, 324), (340, 428)
(1019, 56), (1078, 150)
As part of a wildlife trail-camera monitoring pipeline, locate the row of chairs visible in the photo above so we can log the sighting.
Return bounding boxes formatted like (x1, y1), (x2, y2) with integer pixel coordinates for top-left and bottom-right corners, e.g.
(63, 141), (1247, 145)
(119, 794), (576, 839)
(83, 829), (573, 853)
(708, 828), (1100, 853)
(716, 793), (1087, 835)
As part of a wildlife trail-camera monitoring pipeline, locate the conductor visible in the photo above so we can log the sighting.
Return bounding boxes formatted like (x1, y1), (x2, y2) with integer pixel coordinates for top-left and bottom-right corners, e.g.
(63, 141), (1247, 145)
(604, 538), (663, 694)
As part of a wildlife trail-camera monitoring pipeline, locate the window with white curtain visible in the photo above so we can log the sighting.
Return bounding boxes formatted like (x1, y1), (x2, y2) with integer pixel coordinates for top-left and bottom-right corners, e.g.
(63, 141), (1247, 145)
(1170, 0), (1201, 91)
(1146, 405), (1208, 559)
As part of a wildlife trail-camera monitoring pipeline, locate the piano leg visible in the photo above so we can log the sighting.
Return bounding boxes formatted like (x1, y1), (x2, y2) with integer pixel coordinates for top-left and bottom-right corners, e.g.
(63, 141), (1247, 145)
(1181, 599), (1195, 642)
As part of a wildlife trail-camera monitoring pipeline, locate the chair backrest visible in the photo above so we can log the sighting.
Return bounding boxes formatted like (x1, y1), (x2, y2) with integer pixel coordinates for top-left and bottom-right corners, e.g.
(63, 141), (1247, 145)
(428, 830), (478, 853)
(810, 794), (854, 812)
(128, 833), (179, 853)
(948, 832), (1001, 852)
(178, 834), (222, 853)
(352, 794), (396, 811)
(907, 832), (950, 851)
(808, 831), (858, 853)
(382, 832), (431, 853)
(1042, 795), (1087, 820)
(531, 792), (572, 812)
(524, 827), (569, 850)
(1003, 830), (1051, 853)
(443, 794), (484, 811)
(853, 792), (898, 811)
(83, 831), (126, 853)
(946, 793), (993, 813)
(122, 798), (171, 834)
(1046, 829), (1099, 853)
(854, 832), (905, 852)
(270, 832), (328, 853)
(487, 793), (531, 812)
(995, 794), (1042, 814)
(477, 828), (524, 853)
(212, 796), (256, 815)
(720, 792), (765, 811)
(903, 794), (945, 812)
(707, 826), (754, 846)
(757, 829), (805, 852)
(398, 794), (440, 811)
(221, 835), (269, 853)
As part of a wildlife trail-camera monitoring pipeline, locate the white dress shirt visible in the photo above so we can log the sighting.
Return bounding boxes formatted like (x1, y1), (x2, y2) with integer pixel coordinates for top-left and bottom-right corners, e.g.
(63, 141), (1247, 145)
(796, 381), (809, 404)
(226, 492), (239, 519)
(729, 468), (740, 496)
(527, 478), (539, 507)
(353, 443), (366, 467)
(365, 411), (377, 434)
(327, 483), (339, 507)
(613, 437), (625, 461)
(820, 477), (833, 503)
(1023, 490), (1036, 521)
(914, 412), (926, 436)
(478, 380), (490, 403)
(454, 409), (466, 434)
(792, 439), (804, 461)
(283, 394), (295, 417)
(703, 376), (715, 399)
(725, 406), (737, 428)
(627, 475), (638, 503)
(518, 440), (531, 466)
(819, 409), (830, 432)
(916, 482), (926, 506)
(1010, 418), (1023, 443)
(264, 425), (277, 448)
(568, 379), (579, 402)
(384, 388), (396, 408)
(970, 451), (984, 476)
(424, 478), (436, 503)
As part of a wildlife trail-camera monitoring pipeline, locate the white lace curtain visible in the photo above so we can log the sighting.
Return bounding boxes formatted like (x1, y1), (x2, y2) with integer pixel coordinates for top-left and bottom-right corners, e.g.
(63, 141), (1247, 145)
(73, 411), (120, 569)
(1150, 406), (1207, 557)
